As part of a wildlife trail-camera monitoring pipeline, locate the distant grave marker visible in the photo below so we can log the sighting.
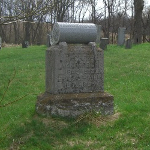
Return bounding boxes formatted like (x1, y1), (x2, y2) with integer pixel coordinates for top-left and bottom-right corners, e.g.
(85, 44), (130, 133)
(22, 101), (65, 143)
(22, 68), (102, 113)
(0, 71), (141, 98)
(100, 38), (109, 50)
(47, 33), (51, 47)
(37, 42), (41, 46)
(22, 41), (29, 48)
(36, 22), (114, 117)
(125, 38), (132, 49)
(117, 27), (126, 46)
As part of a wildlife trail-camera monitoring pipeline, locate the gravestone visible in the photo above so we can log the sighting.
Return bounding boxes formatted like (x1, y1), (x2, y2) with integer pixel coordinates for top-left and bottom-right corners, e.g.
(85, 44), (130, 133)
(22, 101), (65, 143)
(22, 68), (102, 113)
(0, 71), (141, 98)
(100, 38), (109, 50)
(47, 33), (51, 47)
(0, 37), (2, 50)
(125, 38), (132, 49)
(117, 27), (126, 46)
(22, 41), (29, 48)
(36, 22), (114, 118)
(37, 42), (41, 46)
(96, 25), (101, 44)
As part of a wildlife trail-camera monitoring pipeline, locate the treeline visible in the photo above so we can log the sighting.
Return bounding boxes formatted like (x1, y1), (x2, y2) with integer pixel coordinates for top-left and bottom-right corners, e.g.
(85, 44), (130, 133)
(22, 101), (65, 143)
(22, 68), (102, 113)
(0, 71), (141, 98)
(1, 21), (51, 45)
(0, 0), (150, 45)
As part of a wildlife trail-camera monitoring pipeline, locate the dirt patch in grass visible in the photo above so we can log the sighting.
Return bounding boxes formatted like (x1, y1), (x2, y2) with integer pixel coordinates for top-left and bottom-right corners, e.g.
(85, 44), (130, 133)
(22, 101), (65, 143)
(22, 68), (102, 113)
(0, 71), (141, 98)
(93, 112), (121, 127)
(33, 114), (68, 129)
(33, 112), (120, 128)
(66, 139), (101, 147)
(9, 132), (33, 150)
(76, 112), (121, 127)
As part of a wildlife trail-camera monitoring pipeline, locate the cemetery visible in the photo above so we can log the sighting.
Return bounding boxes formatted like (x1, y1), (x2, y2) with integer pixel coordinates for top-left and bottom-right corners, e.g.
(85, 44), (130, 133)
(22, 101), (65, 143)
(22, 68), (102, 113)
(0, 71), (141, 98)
(1, 33), (150, 149)
(1, 0), (150, 149)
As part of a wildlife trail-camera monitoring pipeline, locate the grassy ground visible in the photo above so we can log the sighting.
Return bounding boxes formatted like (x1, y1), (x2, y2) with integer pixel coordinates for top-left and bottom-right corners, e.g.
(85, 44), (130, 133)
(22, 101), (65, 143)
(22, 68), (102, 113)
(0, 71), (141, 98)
(0, 43), (150, 149)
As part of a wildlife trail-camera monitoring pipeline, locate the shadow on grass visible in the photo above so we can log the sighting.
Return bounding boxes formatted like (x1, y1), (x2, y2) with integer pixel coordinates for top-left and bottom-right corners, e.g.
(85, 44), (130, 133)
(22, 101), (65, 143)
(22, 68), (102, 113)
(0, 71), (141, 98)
(6, 114), (95, 149)
(4, 111), (120, 150)
(2, 110), (150, 149)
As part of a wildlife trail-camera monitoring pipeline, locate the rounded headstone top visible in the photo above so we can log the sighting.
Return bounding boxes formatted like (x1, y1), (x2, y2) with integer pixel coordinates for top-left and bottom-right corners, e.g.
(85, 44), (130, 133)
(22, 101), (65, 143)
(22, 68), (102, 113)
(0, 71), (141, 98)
(50, 22), (97, 45)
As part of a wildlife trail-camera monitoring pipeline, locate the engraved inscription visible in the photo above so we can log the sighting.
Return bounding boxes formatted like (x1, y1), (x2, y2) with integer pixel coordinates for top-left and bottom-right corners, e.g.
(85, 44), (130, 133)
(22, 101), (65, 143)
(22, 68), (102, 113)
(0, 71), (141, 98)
(56, 51), (102, 93)
(46, 44), (104, 94)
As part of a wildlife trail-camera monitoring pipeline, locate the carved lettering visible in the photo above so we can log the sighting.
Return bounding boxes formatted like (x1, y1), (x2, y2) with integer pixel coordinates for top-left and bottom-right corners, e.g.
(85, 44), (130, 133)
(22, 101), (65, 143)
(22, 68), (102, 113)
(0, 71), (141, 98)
(54, 49), (103, 93)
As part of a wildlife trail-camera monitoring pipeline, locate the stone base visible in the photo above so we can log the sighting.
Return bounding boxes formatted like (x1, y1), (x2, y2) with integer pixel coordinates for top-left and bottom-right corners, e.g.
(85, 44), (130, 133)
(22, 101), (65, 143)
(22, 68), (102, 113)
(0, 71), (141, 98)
(36, 92), (114, 118)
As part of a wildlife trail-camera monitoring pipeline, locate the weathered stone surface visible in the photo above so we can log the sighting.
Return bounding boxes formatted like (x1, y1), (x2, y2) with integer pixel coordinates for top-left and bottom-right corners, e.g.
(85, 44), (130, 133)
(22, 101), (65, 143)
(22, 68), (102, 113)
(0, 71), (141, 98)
(117, 27), (126, 46)
(46, 42), (104, 94)
(36, 92), (114, 117)
(50, 22), (97, 45)
(100, 38), (108, 50)
(125, 38), (132, 49)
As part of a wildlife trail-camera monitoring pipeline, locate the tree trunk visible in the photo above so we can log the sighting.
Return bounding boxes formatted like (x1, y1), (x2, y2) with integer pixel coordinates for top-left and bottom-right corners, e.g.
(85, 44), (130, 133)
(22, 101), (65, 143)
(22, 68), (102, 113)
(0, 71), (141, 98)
(25, 22), (31, 43)
(0, 0), (3, 39)
(134, 0), (144, 44)
(13, 22), (19, 44)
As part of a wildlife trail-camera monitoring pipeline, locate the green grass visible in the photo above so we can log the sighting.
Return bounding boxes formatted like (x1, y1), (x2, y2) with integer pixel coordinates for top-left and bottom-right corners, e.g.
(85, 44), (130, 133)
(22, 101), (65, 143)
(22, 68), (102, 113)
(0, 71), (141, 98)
(1, 43), (150, 149)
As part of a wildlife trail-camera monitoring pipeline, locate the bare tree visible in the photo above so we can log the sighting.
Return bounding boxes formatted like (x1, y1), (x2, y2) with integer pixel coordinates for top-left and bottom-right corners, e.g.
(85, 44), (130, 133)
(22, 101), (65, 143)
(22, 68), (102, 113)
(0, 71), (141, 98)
(134, 0), (144, 44)
(0, 0), (5, 40)
(0, 0), (149, 45)
(102, 0), (116, 40)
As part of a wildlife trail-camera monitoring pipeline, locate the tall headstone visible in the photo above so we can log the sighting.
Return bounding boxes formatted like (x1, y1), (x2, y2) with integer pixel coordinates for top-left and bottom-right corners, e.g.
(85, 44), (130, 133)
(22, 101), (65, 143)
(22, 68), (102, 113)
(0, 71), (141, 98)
(117, 27), (126, 46)
(36, 22), (114, 118)
(0, 37), (2, 50)
(125, 38), (132, 49)
(96, 25), (101, 44)
(100, 38), (109, 50)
